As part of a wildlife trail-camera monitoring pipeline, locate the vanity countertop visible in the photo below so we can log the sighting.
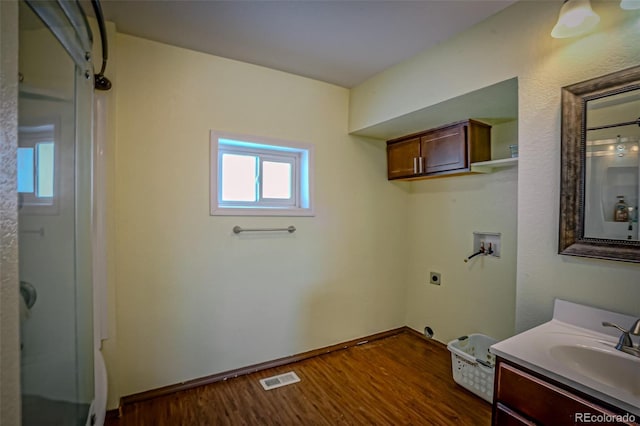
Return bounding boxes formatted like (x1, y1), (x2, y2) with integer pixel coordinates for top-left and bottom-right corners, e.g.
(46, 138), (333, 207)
(490, 299), (640, 417)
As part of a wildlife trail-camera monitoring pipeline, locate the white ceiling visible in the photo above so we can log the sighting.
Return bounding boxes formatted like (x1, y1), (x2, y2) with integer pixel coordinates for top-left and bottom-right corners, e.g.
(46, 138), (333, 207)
(94, 0), (517, 88)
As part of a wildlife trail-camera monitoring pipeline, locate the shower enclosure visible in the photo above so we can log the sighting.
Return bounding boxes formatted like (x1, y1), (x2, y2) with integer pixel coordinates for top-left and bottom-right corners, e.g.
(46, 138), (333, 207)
(18, 1), (95, 425)
(584, 88), (640, 241)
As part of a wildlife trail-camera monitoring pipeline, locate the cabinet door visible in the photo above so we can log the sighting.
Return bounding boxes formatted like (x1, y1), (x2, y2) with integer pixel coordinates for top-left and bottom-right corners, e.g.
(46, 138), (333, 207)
(387, 137), (421, 179)
(421, 124), (467, 173)
(494, 362), (635, 426)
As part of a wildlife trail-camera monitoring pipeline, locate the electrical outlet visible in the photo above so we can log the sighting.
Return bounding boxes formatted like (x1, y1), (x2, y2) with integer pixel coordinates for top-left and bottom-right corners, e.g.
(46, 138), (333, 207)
(429, 272), (441, 285)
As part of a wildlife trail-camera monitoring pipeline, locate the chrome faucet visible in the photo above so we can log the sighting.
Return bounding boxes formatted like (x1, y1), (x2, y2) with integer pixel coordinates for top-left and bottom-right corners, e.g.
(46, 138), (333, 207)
(602, 320), (640, 357)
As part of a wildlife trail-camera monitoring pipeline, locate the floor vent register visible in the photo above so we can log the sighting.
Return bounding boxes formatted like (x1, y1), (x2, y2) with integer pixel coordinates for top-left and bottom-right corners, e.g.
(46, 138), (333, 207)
(259, 371), (301, 390)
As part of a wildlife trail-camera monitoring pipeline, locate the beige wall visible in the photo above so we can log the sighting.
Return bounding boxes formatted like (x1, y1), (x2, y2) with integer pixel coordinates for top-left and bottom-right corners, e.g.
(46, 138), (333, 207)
(350, 1), (640, 335)
(404, 156), (518, 344)
(107, 34), (409, 406)
(0, 1), (21, 425)
(102, 0), (640, 408)
(401, 119), (518, 344)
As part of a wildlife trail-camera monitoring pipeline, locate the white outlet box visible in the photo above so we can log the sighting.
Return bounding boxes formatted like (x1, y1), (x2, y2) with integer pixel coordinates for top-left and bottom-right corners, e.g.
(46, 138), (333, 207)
(473, 232), (501, 258)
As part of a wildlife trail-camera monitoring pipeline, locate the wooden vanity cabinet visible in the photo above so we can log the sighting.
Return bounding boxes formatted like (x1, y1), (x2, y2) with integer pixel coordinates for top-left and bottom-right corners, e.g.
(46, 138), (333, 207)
(386, 119), (491, 180)
(493, 358), (638, 426)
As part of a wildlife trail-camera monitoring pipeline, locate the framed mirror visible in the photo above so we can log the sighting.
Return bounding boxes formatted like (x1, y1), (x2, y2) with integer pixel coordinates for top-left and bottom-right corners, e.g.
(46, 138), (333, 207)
(559, 65), (640, 263)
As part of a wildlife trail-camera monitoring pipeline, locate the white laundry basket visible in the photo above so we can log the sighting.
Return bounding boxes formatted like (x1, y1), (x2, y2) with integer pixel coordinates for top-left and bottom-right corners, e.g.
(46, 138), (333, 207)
(447, 334), (497, 403)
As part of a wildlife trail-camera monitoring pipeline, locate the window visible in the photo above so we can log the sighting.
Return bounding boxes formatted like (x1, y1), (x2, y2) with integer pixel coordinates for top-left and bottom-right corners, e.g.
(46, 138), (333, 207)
(17, 123), (57, 212)
(210, 131), (314, 216)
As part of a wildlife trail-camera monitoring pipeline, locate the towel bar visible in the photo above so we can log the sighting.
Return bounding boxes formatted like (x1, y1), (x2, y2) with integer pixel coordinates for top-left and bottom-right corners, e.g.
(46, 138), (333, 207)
(233, 225), (296, 234)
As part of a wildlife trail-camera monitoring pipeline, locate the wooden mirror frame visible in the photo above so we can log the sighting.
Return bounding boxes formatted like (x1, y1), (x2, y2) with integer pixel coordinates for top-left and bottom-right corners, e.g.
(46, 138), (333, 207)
(559, 65), (640, 263)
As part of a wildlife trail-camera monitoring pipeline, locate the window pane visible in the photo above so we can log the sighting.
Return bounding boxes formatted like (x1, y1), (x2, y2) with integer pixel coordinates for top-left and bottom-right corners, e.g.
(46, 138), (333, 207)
(262, 161), (292, 199)
(17, 147), (35, 193)
(36, 142), (54, 197)
(221, 153), (257, 202)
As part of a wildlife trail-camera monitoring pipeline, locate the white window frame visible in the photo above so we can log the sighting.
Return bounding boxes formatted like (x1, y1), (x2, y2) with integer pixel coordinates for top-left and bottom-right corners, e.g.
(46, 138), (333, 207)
(218, 146), (299, 208)
(210, 131), (314, 216)
(17, 122), (59, 215)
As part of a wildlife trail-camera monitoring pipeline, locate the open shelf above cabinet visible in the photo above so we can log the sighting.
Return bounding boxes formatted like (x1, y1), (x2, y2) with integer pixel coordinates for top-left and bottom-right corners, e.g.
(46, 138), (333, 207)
(471, 157), (518, 173)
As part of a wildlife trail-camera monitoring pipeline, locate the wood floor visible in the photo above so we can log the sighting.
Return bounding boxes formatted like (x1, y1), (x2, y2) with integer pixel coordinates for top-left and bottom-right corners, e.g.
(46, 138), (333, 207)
(106, 331), (492, 425)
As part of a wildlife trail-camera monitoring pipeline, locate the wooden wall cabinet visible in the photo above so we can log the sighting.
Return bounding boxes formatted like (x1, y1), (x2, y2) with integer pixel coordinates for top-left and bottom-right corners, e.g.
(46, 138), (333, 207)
(492, 358), (638, 426)
(387, 136), (422, 179)
(386, 119), (491, 180)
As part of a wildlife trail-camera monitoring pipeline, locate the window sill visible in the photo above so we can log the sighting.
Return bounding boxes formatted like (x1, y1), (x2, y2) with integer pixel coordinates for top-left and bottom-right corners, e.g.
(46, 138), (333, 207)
(210, 207), (315, 217)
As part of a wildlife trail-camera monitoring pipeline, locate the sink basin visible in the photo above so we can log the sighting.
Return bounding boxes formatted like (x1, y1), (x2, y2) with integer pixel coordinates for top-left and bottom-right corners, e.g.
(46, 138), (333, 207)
(550, 345), (640, 397)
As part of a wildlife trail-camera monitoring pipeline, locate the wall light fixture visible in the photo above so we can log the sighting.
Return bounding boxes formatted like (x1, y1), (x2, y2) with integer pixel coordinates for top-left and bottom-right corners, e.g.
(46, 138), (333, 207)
(620, 0), (640, 10)
(551, 0), (600, 38)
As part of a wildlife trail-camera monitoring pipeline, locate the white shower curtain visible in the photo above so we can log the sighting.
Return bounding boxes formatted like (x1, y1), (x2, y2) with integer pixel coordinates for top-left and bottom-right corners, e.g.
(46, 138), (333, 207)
(90, 91), (110, 426)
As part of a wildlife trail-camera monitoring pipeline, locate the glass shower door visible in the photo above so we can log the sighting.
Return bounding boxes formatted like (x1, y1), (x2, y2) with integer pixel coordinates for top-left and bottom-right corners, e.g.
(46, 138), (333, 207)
(18, 1), (94, 425)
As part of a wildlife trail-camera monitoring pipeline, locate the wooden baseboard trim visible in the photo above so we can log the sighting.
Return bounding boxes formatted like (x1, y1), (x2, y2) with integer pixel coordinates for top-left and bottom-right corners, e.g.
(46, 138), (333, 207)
(403, 326), (448, 348)
(120, 326), (408, 407)
(105, 408), (121, 420)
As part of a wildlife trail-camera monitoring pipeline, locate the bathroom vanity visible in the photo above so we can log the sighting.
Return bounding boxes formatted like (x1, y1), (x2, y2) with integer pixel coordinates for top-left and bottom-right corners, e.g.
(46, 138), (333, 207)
(490, 300), (639, 425)
(493, 359), (636, 425)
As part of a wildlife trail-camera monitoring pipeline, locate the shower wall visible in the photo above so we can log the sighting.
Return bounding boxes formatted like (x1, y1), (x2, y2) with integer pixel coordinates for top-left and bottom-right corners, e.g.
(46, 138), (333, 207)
(18, 18), (78, 403)
(18, 1), (94, 411)
(585, 93), (640, 241)
(585, 151), (639, 240)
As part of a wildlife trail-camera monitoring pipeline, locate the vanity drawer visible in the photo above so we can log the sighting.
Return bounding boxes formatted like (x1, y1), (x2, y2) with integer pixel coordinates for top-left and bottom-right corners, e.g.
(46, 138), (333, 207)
(494, 362), (636, 425)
